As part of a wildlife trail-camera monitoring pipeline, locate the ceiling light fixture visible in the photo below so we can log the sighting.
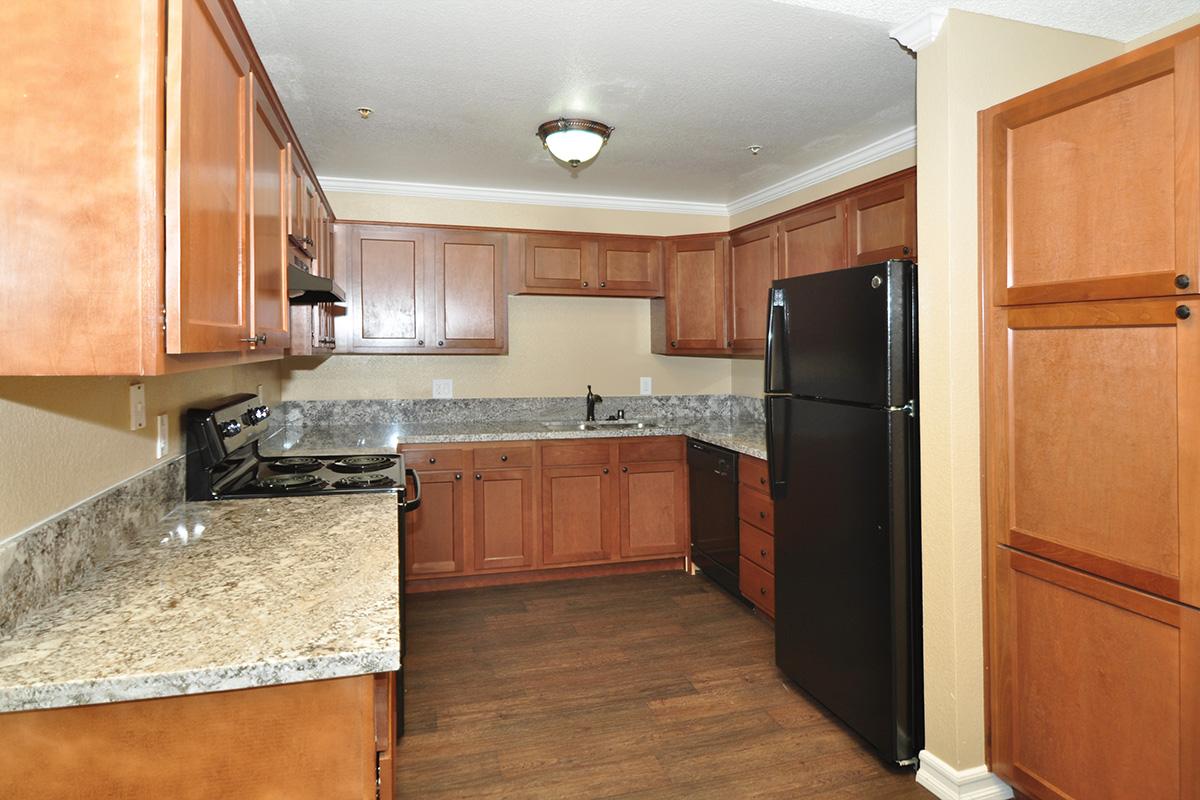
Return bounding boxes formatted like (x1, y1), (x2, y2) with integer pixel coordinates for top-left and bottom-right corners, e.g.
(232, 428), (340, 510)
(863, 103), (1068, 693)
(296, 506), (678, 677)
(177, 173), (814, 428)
(536, 118), (613, 167)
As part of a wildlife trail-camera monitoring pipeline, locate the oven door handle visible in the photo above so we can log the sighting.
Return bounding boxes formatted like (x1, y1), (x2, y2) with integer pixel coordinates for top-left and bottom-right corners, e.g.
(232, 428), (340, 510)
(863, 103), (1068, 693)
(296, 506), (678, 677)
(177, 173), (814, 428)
(403, 468), (422, 512)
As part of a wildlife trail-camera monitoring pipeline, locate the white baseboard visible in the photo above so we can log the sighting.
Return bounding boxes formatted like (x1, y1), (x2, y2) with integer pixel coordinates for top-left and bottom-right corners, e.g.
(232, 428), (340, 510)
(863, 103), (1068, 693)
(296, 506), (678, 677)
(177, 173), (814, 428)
(915, 750), (1013, 800)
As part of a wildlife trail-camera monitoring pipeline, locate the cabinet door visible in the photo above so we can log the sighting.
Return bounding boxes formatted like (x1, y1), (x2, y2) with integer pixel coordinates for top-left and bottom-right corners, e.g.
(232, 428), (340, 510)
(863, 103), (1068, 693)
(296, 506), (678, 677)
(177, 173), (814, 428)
(348, 226), (429, 350)
(472, 469), (534, 571)
(523, 235), (597, 291)
(597, 238), (663, 295)
(618, 461), (686, 558)
(660, 236), (729, 352)
(287, 145), (309, 253)
(846, 173), (915, 266)
(990, 547), (1199, 800)
(984, 298), (1200, 605)
(729, 222), (778, 354)
(780, 199), (848, 277)
(982, 37), (1200, 305)
(405, 469), (466, 577)
(542, 465), (613, 565)
(247, 75), (289, 350)
(432, 230), (507, 352)
(165, 0), (251, 354)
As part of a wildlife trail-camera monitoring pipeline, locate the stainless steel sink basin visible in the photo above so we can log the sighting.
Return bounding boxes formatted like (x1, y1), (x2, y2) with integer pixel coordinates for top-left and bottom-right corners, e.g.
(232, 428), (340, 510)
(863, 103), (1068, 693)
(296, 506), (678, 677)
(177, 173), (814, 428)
(540, 420), (657, 431)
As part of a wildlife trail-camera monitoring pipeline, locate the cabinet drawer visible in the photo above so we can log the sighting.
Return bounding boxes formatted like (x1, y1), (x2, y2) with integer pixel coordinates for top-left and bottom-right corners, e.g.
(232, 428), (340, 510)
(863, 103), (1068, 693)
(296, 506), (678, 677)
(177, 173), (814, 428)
(540, 441), (612, 467)
(739, 455), (770, 495)
(739, 521), (774, 573)
(473, 445), (534, 470)
(400, 447), (465, 471)
(619, 437), (683, 464)
(739, 557), (775, 616)
(738, 484), (774, 532)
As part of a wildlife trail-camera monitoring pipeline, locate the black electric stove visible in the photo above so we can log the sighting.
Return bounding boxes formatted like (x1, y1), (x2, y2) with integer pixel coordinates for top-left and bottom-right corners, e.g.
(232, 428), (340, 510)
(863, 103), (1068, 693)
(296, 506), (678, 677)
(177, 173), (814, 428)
(184, 393), (419, 737)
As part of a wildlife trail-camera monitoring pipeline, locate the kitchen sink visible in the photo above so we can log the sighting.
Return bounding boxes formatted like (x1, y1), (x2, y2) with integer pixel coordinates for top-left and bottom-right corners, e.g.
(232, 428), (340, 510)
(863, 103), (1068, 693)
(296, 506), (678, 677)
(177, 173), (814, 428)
(540, 420), (657, 431)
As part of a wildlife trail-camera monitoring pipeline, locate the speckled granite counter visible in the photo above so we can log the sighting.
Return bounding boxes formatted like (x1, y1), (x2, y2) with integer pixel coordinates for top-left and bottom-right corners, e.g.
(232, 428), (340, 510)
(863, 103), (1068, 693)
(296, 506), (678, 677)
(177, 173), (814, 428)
(262, 418), (768, 460)
(0, 495), (400, 713)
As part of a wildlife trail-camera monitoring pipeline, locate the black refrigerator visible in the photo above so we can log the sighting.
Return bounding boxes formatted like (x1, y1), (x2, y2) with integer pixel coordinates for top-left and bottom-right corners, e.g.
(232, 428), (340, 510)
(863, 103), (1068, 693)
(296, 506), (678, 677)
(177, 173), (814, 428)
(764, 259), (922, 765)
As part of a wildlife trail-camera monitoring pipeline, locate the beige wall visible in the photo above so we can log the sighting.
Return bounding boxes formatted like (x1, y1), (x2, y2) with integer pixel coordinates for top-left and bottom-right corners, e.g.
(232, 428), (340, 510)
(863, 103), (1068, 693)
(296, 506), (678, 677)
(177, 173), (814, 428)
(0, 363), (281, 543)
(1126, 13), (1200, 49)
(915, 11), (1122, 770)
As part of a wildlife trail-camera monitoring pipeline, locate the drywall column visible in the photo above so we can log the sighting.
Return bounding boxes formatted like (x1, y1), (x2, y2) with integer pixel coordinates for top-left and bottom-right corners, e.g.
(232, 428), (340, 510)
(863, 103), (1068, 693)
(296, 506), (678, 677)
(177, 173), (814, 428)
(911, 9), (1120, 788)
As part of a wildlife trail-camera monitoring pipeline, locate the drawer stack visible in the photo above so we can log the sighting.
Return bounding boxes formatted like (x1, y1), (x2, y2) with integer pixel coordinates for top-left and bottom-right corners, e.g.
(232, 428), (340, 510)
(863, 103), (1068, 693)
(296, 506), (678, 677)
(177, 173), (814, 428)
(737, 455), (775, 617)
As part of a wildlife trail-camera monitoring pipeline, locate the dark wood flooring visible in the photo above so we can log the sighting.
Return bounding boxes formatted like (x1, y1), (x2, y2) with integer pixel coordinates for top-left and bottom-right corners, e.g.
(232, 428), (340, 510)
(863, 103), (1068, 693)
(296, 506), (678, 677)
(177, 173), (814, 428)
(396, 571), (932, 799)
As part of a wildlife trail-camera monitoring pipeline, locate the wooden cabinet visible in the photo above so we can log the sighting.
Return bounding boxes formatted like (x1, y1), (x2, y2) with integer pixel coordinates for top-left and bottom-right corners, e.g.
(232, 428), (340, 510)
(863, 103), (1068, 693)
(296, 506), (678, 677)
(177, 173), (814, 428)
(472, 468), (535, 571)
(618, 461), (686, 558)
(652, 236), (730, 355)
(516, 233), (663, 297)
(779, 200), (848, 278)
(405, 469), (466, 576)
(542, 465), (613, 564)
(989, 548), (1199, 800)
(341, 224), (508, 354)
(982, 35), (1200, 306)
(247, 75), (290, 350)
(846, 172), (915, 266)
(737, 455), (775, 617)
(729, 222), (778, 354)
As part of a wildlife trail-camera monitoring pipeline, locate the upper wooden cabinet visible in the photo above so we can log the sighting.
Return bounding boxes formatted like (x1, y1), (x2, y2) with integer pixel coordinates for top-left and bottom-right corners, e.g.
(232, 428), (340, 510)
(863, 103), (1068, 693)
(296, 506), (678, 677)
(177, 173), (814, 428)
(651, 236), (730, 355)
(846, 172), (915, 266)
(982, 34), (1200, 305)
(0, 0), (329, 375)
(341, 224), (508, 354)
(515, 233), (663, 297)
(780, 200), (848, 278)
(729, 222), (779, 353)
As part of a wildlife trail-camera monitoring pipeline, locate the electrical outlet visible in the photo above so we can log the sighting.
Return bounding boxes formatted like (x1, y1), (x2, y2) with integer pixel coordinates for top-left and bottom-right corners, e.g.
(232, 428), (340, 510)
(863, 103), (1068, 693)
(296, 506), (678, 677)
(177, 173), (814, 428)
(156, 414), (169, 459)
(432, 379), (453, 399)
(129, 383), (146, 430)
(640, 377), (652, 396)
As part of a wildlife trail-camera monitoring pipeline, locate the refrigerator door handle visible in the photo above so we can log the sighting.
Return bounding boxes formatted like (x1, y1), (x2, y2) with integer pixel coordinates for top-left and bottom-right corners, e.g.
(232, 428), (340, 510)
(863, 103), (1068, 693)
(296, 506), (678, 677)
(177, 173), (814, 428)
(766, 396), (788, 500)
(764, 288), (788, 394)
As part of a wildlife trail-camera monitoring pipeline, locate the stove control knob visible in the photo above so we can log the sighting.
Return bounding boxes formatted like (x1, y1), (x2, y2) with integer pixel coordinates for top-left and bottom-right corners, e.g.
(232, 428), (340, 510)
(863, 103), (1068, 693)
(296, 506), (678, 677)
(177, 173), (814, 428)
(219, 419), (243, 438)
(242, 406), (271, 426)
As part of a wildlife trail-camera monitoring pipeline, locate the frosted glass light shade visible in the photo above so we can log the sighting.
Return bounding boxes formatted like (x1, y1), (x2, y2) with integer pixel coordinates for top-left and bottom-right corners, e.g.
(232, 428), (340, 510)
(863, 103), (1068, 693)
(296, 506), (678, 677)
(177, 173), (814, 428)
(536, 118), (613, 167)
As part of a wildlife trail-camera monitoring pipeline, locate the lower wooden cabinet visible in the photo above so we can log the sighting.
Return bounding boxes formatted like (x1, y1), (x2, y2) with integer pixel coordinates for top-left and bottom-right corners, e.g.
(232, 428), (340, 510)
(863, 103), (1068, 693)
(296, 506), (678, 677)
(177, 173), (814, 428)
(737, 454), (776, 618)
(472, 468), (535, 571)
(400, 437), (689, 589)
(989, 547), (1199, 800)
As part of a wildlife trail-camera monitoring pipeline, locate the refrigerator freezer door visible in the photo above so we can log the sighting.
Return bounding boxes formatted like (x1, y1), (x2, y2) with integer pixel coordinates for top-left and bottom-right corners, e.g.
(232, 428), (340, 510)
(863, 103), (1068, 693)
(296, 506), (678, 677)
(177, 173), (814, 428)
(773, 397), (920, 763)
(770, 261), (913, 408)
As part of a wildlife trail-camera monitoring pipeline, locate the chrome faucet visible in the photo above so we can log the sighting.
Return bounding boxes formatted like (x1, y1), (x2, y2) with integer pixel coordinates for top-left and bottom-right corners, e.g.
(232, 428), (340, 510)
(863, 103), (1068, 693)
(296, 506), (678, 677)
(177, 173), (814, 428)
(586, 385), (603, 421)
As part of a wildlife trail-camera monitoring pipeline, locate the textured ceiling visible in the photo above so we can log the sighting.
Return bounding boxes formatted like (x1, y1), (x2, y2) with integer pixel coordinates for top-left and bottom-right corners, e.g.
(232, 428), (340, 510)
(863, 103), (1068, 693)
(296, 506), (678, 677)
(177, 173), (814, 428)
(235, 0), (1195, 205)
(772, 0), (1200, 42)
(235, 0), (915, 204)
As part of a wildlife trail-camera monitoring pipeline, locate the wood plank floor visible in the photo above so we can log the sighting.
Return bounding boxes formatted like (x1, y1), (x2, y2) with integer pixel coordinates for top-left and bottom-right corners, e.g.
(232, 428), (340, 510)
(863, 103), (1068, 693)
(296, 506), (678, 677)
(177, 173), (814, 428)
(396, 571), (932, 799)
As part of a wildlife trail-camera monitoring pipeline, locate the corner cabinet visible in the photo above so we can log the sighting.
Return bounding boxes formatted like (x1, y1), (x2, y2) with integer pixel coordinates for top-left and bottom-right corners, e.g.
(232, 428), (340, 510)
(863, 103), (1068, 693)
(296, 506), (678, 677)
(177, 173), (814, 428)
(651, 236), (730, 355)
(0, 0), (330, 375)
(729, 222), (779, 354)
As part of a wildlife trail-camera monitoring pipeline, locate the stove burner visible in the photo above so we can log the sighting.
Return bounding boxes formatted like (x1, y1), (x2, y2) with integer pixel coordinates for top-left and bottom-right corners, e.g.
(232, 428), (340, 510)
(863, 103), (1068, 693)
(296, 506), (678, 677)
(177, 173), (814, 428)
(269, 457), (325, 474)
(253, 473), (326, 492)
(329, 455), (397, 474)
(333, 473), (396, 489)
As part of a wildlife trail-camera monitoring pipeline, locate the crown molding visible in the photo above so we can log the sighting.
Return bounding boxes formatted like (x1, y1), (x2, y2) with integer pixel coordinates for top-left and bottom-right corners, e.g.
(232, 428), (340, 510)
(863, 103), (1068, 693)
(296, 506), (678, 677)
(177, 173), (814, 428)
(319, 126), (916, 219)
(725, 126), (916, 217)
(316, 176), (728, 217)
(890, 8), (949, 53)
(915, 751), (1014, 800)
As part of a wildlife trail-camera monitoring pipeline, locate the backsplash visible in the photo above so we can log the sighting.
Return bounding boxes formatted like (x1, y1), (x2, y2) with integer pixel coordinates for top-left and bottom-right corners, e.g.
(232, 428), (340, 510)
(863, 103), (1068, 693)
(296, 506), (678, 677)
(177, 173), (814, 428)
(0, 458), (185, 636)
(278, 394), (755, 427)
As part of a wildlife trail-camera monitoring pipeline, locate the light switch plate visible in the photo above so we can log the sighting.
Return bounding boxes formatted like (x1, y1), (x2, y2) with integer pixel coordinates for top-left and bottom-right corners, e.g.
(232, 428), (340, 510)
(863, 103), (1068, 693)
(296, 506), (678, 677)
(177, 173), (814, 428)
(432, 379), (453, 399)
(129, 383), (146, 430)
(640, 377), (652, 396)
(155, 414), (169, 459)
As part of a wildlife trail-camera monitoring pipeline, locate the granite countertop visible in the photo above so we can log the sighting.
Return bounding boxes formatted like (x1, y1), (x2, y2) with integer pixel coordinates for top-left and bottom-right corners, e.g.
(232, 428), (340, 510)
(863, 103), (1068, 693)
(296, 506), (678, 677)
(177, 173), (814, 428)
(261, 418), (768, 460)
(0, 495), (400, 713)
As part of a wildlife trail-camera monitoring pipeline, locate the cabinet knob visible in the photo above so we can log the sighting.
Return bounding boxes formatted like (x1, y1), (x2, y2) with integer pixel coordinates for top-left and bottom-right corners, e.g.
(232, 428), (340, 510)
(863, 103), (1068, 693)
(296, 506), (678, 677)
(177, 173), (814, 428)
(418, 339), (424, 346)
(759, 587), (767, 595)
(1177, 305), (1192, 320)
(437, 340), (445, 347)
(1177, 274), (1192, 289)
(621, 466), (629, 473)
(726, 340), (732, 347)
(599, 281), (606, 288)
(902, 246), (911, 256)
(239, 334), (268, 345)
(475, 473), (482, 480)
(670, 341), (678, 348)
(582, 281), (589, 288)
(760, 548), (768, 557)
(500, 454), (508, 462)
(602, 467), (609, 474)
(428, 457), (437, 464)
(455, 473), (462, 480)
(759, 476), (766, 485)
(759, 510), (767, 519)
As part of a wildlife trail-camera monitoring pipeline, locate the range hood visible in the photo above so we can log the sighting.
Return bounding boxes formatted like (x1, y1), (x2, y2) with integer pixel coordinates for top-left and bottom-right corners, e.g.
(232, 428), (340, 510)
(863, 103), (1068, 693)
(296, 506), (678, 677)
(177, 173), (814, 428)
(287, 262), (345, 305)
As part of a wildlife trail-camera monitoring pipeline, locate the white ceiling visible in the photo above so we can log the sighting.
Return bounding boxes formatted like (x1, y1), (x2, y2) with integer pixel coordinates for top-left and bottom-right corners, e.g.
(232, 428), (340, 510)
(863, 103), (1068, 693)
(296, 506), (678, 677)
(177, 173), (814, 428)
(235, 0), (1196, 209)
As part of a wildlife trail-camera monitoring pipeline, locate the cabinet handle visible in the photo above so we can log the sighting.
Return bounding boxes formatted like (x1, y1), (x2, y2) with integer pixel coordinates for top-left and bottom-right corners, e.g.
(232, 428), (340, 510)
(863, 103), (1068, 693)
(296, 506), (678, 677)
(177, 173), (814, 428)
(475, 473), (482, 480)
(1177, 305), (1192, 320)
(455, 473), (462, 480)
(670, 341), (678, 348)
(621, 466), (629, 473)
(239, 334), (267, 345)
(599, 281), (606, 288)
(582, 281), (589, 288)
(500, 454), (508, 462)
(726, 340), (732, 347)
(1177, 274), (1191, 289)
(602, 467), (609, 474)
(760, 548), (768, 557)
(428, 457), (437, 464)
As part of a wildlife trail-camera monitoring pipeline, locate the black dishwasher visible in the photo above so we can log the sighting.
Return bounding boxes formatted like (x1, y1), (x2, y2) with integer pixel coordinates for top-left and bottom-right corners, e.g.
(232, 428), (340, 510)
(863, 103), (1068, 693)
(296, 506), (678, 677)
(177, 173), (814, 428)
(687, 439), (740, 597)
